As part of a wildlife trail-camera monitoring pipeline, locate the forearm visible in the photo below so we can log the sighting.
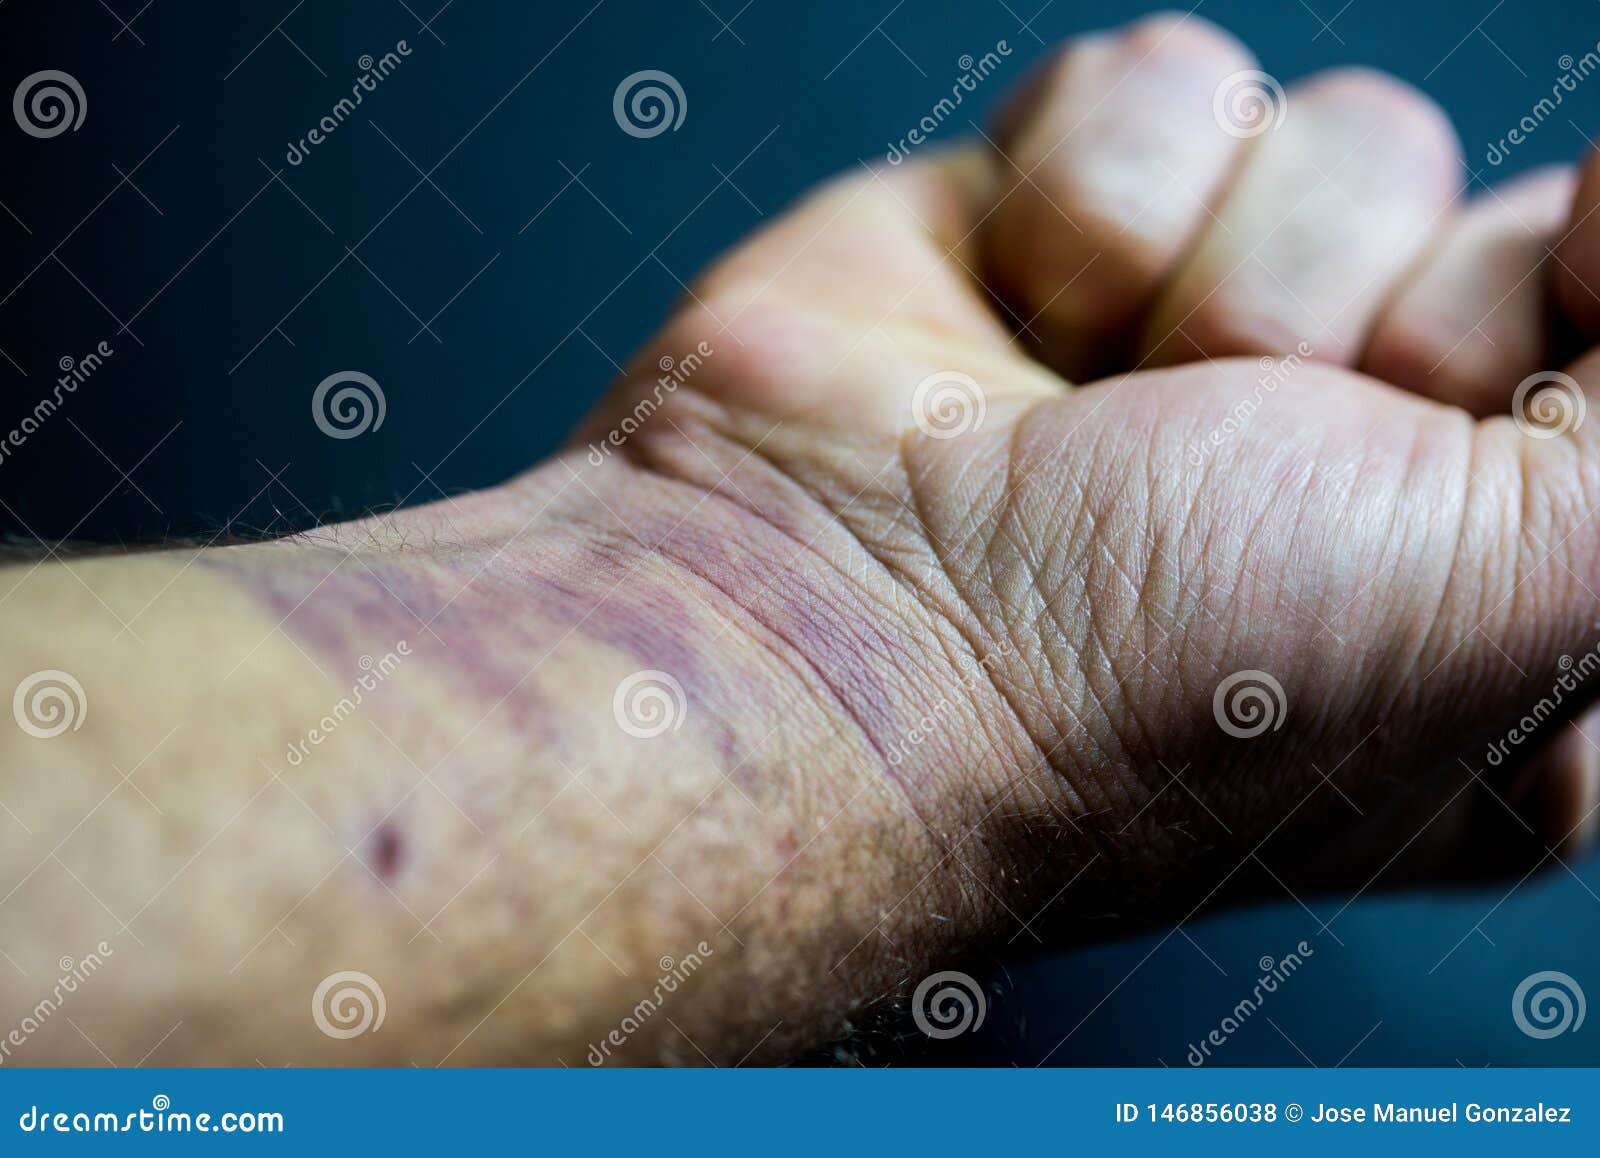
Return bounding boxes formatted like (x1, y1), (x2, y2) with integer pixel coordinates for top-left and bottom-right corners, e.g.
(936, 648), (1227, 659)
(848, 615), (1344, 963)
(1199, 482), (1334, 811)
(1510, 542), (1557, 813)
(0, 452), (1018, 1065)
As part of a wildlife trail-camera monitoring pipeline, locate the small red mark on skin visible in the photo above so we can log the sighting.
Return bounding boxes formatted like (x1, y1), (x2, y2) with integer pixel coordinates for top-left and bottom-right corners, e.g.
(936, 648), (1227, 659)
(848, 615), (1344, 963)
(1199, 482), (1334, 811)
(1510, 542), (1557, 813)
(369, 822), (404, 882)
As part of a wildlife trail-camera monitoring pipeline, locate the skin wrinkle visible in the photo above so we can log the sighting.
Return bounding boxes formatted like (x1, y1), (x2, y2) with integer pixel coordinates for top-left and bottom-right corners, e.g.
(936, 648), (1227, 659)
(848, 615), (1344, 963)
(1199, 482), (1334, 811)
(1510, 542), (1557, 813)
(1355, 416), (1461, 722)
(565, 453), (976, 793)
(598, 424), (1013, 854)
(1034, 420), (1163, 801)
(1504, 438), (1577, 675)
(858, 460), (1062, 815)
(929, 440), (1145, 827)
(695, 407), (1078, 830)
(1032, 499), (1123, 766)
(898, 406), (1109, 815)
(592, 361), (1093, 879)
(1392, 420), (1488, 697)
(653, 522), (904, 758)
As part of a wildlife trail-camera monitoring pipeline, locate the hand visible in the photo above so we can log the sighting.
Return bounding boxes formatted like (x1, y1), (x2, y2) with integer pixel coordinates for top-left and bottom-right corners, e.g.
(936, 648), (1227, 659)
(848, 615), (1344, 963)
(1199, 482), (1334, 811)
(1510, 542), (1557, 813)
(5, 13), (1599, 1066)
(583, 11), (1600, 905)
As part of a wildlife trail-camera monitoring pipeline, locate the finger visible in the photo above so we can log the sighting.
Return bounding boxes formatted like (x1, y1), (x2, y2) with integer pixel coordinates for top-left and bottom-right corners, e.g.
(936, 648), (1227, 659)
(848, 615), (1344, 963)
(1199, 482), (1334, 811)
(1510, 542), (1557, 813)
(574, 148), (1061, 448)
(1364, 167), (1576, 416)
(1139, 69), (1461, 367)
(983, 13), (1255, 381)
(1516, 708), (1600, 858)
(1411, 351), (1600, 828)
(1553, 143), (1600, 335)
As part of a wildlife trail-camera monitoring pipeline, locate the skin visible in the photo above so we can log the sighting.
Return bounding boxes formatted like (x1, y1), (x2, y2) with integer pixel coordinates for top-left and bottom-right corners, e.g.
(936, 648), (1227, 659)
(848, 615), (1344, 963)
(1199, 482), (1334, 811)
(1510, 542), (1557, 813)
(4, 13), (1600, 1065)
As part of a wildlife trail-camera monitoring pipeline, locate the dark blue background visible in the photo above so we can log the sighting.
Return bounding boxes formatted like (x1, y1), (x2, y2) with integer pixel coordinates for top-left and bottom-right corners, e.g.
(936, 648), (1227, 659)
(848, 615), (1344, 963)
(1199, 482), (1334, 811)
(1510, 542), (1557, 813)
(1, 0), (1597, 1064)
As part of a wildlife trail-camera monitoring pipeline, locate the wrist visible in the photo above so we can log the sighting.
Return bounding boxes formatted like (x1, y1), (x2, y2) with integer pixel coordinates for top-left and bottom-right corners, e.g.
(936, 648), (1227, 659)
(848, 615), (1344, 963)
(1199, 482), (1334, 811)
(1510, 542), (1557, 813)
(211, 460), (1018, 1061)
